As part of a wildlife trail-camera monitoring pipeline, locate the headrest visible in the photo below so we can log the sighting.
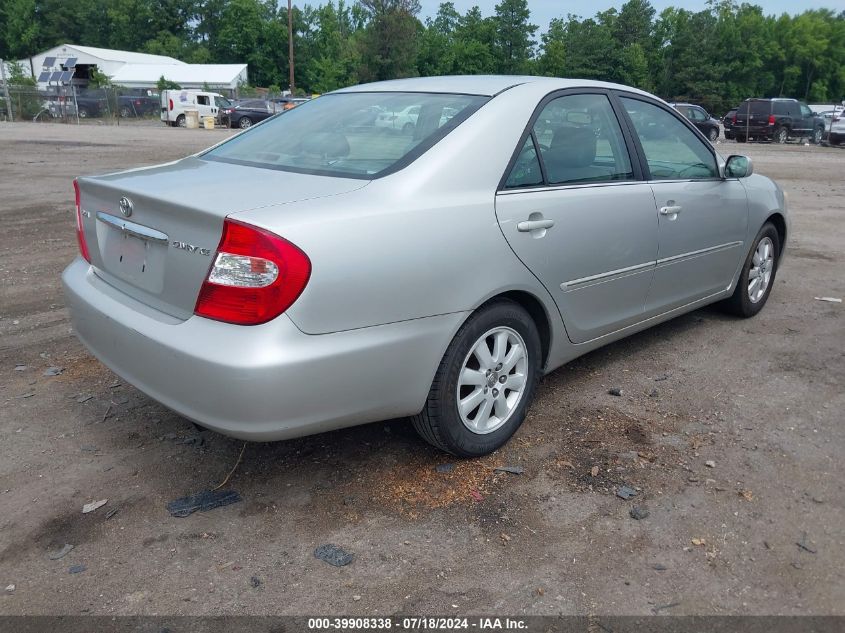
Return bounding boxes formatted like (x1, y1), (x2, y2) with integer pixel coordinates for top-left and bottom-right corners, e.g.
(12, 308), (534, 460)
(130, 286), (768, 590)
(548, 126), (597, 168)
(299, 132), (350, 158)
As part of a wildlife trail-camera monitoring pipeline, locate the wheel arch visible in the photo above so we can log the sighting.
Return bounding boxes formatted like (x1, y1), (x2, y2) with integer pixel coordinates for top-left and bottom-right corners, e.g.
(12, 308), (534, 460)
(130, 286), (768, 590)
(766, 211), (787, 260)
(478, 290), (553, 370)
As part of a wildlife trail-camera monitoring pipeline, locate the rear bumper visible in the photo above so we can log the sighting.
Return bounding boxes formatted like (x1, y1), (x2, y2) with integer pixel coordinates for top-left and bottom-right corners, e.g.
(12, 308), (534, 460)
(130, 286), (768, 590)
(62, 258), (466, 441)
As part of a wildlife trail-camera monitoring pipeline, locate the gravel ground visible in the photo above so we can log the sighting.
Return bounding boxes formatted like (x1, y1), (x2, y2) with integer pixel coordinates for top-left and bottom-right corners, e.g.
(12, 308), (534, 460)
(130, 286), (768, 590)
(0, 121), (843, 617)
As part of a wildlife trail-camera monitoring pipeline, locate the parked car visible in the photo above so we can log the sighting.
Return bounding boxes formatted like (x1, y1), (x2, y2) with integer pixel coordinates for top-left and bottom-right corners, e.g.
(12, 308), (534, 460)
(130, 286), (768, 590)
(119, 91), (160, 118)
(829, 111), (845, 146)
(222, 99), (278, 129)
(733, 98), (824, 144)
(670, 103), (721, 141)
(375, 104), (420, 131)
(64, 76), (788, 457)
(722, 108), (737, 139)
(74, 93), (106, 118)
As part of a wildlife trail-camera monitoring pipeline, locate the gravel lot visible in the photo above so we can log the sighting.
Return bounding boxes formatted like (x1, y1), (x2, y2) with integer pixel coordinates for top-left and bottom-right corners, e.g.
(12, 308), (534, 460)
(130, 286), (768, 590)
(0, 121), (843, 617)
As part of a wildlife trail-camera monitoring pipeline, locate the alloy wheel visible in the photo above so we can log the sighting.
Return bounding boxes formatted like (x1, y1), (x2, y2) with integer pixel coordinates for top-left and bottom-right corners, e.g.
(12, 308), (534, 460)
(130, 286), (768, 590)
(748, 237), (774, 303)
(456, 327), (528, 434)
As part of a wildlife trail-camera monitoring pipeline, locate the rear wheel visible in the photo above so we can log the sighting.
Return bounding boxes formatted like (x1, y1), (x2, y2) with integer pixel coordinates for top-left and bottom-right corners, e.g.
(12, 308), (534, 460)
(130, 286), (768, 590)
(176, 114), (186, 128)
(77, 106), (89, 119)
(119, 106), (132, 118)
(707, 127), (719, 141)
(774, 126), (788, 144)
(412, 300), (541, 457)
(736, 135), (747, 143)
(722, 222), (780, 318)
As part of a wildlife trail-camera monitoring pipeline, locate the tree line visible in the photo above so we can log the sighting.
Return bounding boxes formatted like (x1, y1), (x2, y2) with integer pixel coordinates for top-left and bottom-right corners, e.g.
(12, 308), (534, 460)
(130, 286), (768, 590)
(2, 0), (844, 114)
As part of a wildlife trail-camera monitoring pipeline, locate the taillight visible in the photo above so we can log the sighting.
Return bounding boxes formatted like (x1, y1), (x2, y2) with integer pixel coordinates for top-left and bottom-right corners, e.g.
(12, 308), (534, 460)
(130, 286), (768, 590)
(768, 115), (775, 125)
(194, 219), (311, 325)
(169, 98), (174, 111)
(732, 116), (737, 125)
(73, 179), (91, 263)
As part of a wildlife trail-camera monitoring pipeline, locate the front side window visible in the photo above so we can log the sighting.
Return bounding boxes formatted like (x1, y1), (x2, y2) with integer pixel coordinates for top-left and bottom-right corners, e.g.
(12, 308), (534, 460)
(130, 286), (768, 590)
(620, 97), (718, 180)
(529, 93), (633, 185)
(203, 92), (487, 178)
(800, 104), (813, 117)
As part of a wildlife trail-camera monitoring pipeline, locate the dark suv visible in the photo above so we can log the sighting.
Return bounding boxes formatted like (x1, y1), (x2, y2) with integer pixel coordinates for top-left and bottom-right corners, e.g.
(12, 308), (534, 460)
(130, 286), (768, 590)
(670, 103), (721, 141)
(733, 98), (824, 144)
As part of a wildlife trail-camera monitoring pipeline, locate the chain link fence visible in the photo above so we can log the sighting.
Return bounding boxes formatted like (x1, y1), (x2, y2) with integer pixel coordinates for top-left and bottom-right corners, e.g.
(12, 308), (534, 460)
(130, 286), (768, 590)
(1, 85), (164, 124)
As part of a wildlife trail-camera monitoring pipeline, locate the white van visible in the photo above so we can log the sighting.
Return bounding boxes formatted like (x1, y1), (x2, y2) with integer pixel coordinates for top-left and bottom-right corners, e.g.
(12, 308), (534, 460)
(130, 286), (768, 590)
(160, 90), (232, 127)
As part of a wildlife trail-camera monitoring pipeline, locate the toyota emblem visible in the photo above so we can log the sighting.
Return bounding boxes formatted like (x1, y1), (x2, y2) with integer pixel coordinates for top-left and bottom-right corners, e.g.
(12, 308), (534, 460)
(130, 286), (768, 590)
(119, 196), (133, 217)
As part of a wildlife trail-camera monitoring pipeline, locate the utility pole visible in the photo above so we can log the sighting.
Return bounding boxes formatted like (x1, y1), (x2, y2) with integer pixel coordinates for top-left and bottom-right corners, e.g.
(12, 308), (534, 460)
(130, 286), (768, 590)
(288, 0), (295, 94)
(0, 59), (14, 122)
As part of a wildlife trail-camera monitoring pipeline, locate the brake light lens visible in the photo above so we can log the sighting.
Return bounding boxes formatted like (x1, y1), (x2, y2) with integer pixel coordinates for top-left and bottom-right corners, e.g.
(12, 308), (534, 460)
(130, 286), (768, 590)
(732, 115), (737, 125)
(169, 98), (174, 111)
(194, 219), (311, 325)
(73, 179), (91, 263)
(768, 114), (775, 125)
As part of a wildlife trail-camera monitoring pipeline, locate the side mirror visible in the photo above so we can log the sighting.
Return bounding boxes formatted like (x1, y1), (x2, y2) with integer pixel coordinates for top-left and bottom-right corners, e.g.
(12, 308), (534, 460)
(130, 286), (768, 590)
(724, 155), (753, 178)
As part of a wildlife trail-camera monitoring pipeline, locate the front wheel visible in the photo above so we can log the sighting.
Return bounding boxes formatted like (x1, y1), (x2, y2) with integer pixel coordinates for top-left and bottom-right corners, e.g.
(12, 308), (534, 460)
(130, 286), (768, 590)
(812, 127), (823, 144)
(238, 116), (253, 129)
(412, 300), (542, 457)
(721, 223), (780, 318)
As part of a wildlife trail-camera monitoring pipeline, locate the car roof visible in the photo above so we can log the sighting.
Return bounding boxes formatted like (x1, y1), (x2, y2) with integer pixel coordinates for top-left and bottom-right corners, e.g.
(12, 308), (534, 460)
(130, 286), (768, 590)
(333, 75), (655, 98)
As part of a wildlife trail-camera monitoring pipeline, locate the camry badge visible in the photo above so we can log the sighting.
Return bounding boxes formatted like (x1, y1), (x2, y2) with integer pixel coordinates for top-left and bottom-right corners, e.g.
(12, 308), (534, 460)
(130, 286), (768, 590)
(119, 196), (133, 217)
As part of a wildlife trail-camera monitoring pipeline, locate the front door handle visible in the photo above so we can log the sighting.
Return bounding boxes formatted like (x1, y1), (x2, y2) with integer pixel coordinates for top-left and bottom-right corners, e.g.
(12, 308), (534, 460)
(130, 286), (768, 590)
(659, 205), (683, 216)
(517, 219), (555, 232)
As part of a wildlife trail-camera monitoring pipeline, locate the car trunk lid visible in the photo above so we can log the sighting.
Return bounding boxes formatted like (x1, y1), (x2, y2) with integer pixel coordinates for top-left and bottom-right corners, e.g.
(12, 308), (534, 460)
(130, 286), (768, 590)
(77, 156), (366, 320)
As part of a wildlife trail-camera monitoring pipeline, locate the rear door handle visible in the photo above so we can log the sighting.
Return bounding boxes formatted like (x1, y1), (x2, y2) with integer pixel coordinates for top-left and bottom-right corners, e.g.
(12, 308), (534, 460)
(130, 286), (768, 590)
(517, 219), (555, 232)
(659, 205), (683, 216)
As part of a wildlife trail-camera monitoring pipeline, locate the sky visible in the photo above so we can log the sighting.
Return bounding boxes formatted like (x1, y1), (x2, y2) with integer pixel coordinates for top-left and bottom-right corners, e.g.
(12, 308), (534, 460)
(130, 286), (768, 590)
(417, 0), (845, 29)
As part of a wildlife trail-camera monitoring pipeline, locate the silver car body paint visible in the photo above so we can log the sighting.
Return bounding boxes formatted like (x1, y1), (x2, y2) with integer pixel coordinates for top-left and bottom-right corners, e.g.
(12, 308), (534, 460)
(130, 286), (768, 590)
(62, 76), (788, 441)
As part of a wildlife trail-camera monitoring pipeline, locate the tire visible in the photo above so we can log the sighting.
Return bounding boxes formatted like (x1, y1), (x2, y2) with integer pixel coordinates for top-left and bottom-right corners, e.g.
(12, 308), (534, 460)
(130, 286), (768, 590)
(811, 127), (823, 145)
(774, 126), (788, 144)
(119, 106), (132, 118)
(721, 222), (780, 318)
(402, 122), (414, 133)
(707, 127), (719, 142)
(77, 107), (89, 119)
(176, 114), (186, 128)
(238, 116), (253, 129)
(412, 299), (542, 457)
(736, 135), (747, 143)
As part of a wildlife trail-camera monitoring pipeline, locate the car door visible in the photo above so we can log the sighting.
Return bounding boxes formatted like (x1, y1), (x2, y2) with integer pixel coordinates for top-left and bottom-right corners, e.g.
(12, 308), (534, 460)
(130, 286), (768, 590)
(495, 91), (658, 344)
(618, 96), (748, 313)
(798, 103), (815, 136)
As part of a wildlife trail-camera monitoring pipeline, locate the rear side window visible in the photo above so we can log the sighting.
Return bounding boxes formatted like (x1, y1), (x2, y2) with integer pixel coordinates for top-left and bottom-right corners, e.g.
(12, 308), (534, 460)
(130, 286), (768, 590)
(203, 92), (487, 179)
(527, 93), (633, 186)
(740, 101), (771, 116)
(621, 97), (718, 180)
(773, 102), (789, 116)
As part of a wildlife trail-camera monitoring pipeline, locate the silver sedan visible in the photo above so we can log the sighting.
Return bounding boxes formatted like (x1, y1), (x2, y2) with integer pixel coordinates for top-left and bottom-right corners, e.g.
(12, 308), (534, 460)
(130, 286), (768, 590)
(63, 76), (788, 457)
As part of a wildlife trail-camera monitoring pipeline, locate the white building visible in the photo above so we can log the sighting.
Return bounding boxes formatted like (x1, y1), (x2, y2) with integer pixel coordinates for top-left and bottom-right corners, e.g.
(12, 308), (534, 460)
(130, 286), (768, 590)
(110, 63), (248, 92)
(16, 44), (247, 94)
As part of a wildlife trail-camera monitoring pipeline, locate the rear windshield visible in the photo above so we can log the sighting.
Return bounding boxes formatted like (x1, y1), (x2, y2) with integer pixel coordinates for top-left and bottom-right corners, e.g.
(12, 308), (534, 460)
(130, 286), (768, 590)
(738, 100), (771, 116)
(203, 92), (488, 179)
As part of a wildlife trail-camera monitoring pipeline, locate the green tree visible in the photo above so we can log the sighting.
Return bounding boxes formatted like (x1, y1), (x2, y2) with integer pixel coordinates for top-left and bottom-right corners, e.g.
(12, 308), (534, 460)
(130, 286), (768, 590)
(492, 0), (536, 74)
(358, 0), (422, 81)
